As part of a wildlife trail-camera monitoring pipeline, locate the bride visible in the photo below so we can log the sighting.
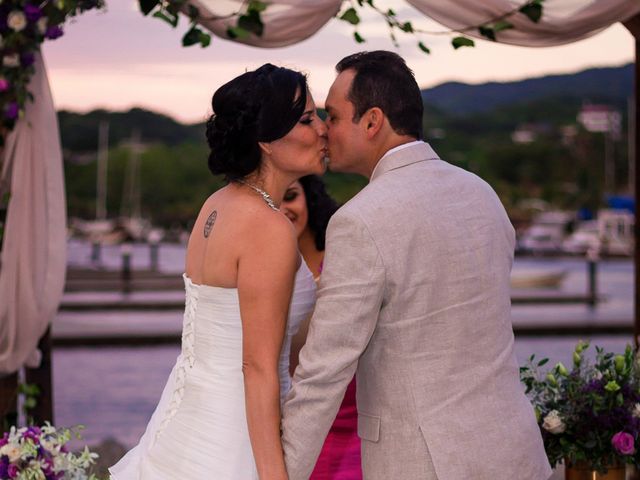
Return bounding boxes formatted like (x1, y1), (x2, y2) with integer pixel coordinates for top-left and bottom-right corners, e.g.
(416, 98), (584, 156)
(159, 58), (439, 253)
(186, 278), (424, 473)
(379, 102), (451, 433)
(109, 64), (328, 480)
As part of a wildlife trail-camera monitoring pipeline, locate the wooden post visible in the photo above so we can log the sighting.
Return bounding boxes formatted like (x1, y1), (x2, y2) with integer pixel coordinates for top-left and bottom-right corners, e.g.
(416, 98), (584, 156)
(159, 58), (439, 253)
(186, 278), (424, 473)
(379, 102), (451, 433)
(624, 15), (640, 348)
(0, 372), (18, 432)
(25, 327), (54, 425)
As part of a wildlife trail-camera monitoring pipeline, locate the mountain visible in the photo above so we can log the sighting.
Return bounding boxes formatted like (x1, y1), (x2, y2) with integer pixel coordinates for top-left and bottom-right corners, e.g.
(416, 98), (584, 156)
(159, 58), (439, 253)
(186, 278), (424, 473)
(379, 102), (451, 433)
(58, 108), (205, 152)
(421, 64), (633, 116)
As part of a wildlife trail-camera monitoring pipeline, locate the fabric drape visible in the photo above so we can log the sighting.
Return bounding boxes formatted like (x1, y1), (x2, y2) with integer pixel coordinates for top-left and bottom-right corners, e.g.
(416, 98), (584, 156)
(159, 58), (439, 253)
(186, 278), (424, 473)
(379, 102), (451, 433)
(405, 0), (640, 47)
(189, 0), (342, 48)
(192, 0), (640, 48)
(0, 52), (67, 374)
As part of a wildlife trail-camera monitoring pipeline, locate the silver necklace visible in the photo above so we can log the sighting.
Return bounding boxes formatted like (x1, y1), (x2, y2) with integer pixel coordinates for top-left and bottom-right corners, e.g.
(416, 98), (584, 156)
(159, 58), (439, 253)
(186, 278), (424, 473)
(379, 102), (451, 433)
(237, 180), (279, 211)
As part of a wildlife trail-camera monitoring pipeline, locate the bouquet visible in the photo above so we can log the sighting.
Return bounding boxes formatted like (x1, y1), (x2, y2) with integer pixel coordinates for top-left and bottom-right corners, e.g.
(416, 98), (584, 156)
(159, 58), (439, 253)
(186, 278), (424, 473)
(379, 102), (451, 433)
(520, 341), (640, 473)
(0, 423), (99, 479)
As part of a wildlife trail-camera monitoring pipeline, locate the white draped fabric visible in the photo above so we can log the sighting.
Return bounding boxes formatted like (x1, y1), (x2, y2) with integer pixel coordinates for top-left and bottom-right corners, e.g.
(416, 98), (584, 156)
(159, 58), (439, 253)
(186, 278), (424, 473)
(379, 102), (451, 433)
(192, 0), (640, 48)
(407, 0), (640, 47)
(0, 53), (67, 374)
(189, 0), (342, 47)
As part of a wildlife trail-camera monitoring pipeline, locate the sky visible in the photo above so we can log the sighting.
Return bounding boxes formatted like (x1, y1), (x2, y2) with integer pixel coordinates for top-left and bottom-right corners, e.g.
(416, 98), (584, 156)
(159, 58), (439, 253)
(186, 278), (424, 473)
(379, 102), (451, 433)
(42, 0), (635, 124)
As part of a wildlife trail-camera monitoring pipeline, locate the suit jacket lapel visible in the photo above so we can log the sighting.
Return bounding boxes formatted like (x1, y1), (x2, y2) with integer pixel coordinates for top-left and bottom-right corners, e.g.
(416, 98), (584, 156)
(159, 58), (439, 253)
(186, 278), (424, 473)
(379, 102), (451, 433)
(370, 142), (440, 182)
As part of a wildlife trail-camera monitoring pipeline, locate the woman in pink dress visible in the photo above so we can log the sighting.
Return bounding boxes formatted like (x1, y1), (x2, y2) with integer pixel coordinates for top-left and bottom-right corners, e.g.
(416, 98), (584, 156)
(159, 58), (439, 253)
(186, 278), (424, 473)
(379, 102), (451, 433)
(282, 175), (362, 480)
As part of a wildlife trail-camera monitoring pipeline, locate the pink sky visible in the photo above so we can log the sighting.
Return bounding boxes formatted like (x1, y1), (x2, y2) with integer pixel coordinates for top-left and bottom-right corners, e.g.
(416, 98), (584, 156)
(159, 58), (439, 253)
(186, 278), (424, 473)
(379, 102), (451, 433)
(42, 0), (635, 124)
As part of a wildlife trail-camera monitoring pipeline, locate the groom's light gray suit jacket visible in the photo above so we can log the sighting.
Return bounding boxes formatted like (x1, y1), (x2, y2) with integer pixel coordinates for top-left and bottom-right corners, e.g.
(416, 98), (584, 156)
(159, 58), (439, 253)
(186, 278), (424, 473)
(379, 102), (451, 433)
(282, 142), (551, 480)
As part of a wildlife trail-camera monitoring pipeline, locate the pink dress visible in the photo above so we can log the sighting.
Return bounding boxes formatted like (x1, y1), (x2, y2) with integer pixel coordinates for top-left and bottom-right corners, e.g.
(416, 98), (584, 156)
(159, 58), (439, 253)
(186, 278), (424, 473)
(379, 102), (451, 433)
(310, 378), (362, 479)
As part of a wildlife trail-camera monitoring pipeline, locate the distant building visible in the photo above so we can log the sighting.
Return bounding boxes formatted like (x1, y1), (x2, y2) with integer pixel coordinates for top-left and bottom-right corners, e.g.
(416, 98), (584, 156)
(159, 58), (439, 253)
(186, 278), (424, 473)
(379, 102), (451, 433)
(577, 104), (622, 139)
(511, 122), (554, 144)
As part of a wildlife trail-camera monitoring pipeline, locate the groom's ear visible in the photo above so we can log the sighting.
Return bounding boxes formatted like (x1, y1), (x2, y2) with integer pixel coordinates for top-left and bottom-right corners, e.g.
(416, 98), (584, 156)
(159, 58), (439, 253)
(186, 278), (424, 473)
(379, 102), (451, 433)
(363, 107), (384, 139)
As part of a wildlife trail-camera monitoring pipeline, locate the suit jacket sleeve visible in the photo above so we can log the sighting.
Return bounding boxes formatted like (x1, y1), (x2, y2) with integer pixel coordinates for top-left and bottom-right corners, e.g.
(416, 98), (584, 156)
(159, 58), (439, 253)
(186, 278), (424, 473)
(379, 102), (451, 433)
(282, 207), (386, 480)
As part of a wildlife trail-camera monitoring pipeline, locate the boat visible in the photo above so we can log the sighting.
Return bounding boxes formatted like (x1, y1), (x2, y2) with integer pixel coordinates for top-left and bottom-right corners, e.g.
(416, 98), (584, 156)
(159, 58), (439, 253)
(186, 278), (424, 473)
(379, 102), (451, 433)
(510, 269), (567, 289)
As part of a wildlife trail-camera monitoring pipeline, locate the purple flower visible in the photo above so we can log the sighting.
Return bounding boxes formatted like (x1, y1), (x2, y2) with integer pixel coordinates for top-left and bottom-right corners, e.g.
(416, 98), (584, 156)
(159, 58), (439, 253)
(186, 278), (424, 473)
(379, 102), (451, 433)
(5, 103), (19, 120)
(45, 25), (63, 40)
(24, 4), (42, 22)
(0, 456), (9, 478)
(20, 52), (34, 67)
(0, 78), (10, 92)
(7, 463), (18, 479)
(612, 431), (635, 455)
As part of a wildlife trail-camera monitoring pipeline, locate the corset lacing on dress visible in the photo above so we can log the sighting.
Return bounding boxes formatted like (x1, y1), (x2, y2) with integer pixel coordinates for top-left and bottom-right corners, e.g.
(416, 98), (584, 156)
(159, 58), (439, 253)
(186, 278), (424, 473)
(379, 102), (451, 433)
(154, 275), (198, 442)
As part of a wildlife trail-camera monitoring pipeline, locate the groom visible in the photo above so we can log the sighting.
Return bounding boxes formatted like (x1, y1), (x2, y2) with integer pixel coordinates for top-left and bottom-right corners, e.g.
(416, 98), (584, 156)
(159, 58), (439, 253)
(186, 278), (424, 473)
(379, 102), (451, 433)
(281, 51), (552, 479)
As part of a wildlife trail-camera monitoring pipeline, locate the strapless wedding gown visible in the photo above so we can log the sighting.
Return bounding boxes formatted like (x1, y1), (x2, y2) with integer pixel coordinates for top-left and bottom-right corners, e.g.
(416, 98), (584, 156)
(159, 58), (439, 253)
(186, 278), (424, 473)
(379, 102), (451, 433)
(109, 262), (316, 479)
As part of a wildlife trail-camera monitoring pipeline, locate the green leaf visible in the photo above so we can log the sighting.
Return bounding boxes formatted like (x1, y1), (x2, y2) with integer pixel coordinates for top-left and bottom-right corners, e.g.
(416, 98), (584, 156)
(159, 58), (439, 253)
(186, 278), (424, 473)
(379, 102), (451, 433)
(354, 31), (365, 43)
(519, 3), (543, 23)
(494, 20), (514, 32)
(23, 397), (37, 409)
(478, 26), (496, 41)
(400, 22), (413, 33)
(199, 31), (211, 47)
(538, 358), (549, 367)
(248, 0), (267, 13)
(340, 8), (360, 26)
(387, 8), (396, 17)
(153, 10), (178, 28)
(183, 26), (203, 46)
(238, 9), (264, 36)
(138, 0), (159, 16)
(227, 26), (250, 40)
(451, 36), (474, 49)
(187, 5), (199, 20)
(418, 41), (430, 54)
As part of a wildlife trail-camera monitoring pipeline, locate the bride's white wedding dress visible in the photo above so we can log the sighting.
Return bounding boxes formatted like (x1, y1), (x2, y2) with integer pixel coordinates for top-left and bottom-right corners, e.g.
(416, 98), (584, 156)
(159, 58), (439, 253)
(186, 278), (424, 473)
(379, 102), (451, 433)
(109, 261), (316, 479)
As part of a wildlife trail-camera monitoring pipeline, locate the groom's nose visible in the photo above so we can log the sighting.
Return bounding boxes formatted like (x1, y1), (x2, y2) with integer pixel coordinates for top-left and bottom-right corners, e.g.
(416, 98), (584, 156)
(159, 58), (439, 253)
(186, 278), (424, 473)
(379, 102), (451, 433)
(317, 118), (328, 137)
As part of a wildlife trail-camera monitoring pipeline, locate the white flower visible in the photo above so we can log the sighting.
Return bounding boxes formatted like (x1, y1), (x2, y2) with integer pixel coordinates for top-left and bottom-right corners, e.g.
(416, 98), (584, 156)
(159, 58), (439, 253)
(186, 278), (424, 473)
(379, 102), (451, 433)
(0, 443), (22, 462)
(37, 17), (47, 35)
(633, 403), (640, 419)
(41, 438), (60, 455)
(7, 10), (26, 32)
(542, 410), (566, 434)
(594, 370), (603, 380)
(3, 53), (19, 68)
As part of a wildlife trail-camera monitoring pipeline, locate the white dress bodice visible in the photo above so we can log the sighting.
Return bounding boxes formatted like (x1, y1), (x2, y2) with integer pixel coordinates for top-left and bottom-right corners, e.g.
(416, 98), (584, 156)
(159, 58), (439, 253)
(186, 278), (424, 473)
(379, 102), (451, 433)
(110, 260), (316, 479)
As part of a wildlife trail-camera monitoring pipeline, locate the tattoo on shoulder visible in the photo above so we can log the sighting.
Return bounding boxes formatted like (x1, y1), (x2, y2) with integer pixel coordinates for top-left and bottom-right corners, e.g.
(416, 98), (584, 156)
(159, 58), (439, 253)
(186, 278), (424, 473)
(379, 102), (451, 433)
(204, 210), (217, 238)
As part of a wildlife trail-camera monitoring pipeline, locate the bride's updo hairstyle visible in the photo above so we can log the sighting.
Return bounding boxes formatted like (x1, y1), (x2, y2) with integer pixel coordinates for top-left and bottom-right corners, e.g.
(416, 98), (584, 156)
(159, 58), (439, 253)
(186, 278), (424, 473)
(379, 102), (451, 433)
(206, 63), (308, 181)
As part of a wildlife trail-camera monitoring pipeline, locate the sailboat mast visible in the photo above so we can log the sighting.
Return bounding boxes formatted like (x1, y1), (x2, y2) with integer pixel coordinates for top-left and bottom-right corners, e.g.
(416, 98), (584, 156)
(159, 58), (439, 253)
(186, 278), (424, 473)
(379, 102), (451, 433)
(96, 120), (109, 221)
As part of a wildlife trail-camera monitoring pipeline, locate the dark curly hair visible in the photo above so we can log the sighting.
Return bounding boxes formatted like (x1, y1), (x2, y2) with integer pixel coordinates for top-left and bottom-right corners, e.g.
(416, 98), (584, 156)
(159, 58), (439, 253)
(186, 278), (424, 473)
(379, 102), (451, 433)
(298, 175), (340, 251)
(206, 64), (308, 181)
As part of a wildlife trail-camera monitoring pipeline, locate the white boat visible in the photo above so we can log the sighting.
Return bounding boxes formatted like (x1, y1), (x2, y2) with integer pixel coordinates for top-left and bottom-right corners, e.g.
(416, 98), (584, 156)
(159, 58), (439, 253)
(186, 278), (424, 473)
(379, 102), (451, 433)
(510, 269), (567, 289)
(563, 210), (634, 256)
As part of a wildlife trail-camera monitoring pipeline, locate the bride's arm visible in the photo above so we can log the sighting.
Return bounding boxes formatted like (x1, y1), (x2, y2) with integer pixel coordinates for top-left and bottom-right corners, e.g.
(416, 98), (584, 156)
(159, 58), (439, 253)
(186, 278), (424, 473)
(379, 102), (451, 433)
(238, 212), (298, 480)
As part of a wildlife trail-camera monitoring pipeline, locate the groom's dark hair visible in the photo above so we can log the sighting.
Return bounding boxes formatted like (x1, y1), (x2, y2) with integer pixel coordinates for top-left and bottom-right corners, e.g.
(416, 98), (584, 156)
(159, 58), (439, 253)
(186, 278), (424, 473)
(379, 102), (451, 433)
(336, 51), (423, 140)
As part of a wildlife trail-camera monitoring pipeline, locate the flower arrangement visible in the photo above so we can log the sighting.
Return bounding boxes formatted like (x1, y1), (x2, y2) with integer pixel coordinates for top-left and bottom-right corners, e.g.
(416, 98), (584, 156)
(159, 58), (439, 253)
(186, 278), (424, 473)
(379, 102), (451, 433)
(0, 0), (104, 143)
(0, 423), (99, 479)
(520, 341), (640, 473)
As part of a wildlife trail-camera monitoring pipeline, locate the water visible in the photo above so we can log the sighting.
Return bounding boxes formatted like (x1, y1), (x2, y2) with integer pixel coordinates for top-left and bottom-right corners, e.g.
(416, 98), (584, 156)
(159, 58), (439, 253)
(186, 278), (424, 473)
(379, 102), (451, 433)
(53, 241), (635, 449)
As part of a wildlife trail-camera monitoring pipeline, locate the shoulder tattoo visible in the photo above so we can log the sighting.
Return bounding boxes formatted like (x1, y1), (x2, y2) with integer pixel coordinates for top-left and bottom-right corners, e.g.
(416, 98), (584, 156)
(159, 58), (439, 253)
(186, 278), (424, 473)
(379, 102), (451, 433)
(204, 210), (217, 238)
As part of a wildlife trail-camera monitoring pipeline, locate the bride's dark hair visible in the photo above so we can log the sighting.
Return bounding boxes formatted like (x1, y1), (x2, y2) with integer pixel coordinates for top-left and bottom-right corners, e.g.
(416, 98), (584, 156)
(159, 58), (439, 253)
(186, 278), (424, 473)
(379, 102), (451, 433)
(206, 63), (308, 181)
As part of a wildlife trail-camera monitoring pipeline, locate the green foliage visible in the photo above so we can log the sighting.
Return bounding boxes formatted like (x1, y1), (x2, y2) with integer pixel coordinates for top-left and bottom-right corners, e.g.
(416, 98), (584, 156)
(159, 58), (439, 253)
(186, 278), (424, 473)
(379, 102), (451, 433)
(519, 0), (545, 23)
(336, 0), (544, 55)
(451, 36), (475, 49)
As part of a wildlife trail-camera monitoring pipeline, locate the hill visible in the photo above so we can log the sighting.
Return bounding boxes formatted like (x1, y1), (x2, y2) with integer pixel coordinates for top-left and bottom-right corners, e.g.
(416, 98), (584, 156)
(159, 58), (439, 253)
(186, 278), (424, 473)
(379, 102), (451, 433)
(58, 108), (205, 153)
(421, 64), (632, 116)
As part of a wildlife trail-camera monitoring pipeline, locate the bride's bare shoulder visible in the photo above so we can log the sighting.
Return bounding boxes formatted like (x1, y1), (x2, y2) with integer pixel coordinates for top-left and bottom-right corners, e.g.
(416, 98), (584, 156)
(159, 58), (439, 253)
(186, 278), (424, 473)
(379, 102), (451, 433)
(198, 186), (295, 244)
